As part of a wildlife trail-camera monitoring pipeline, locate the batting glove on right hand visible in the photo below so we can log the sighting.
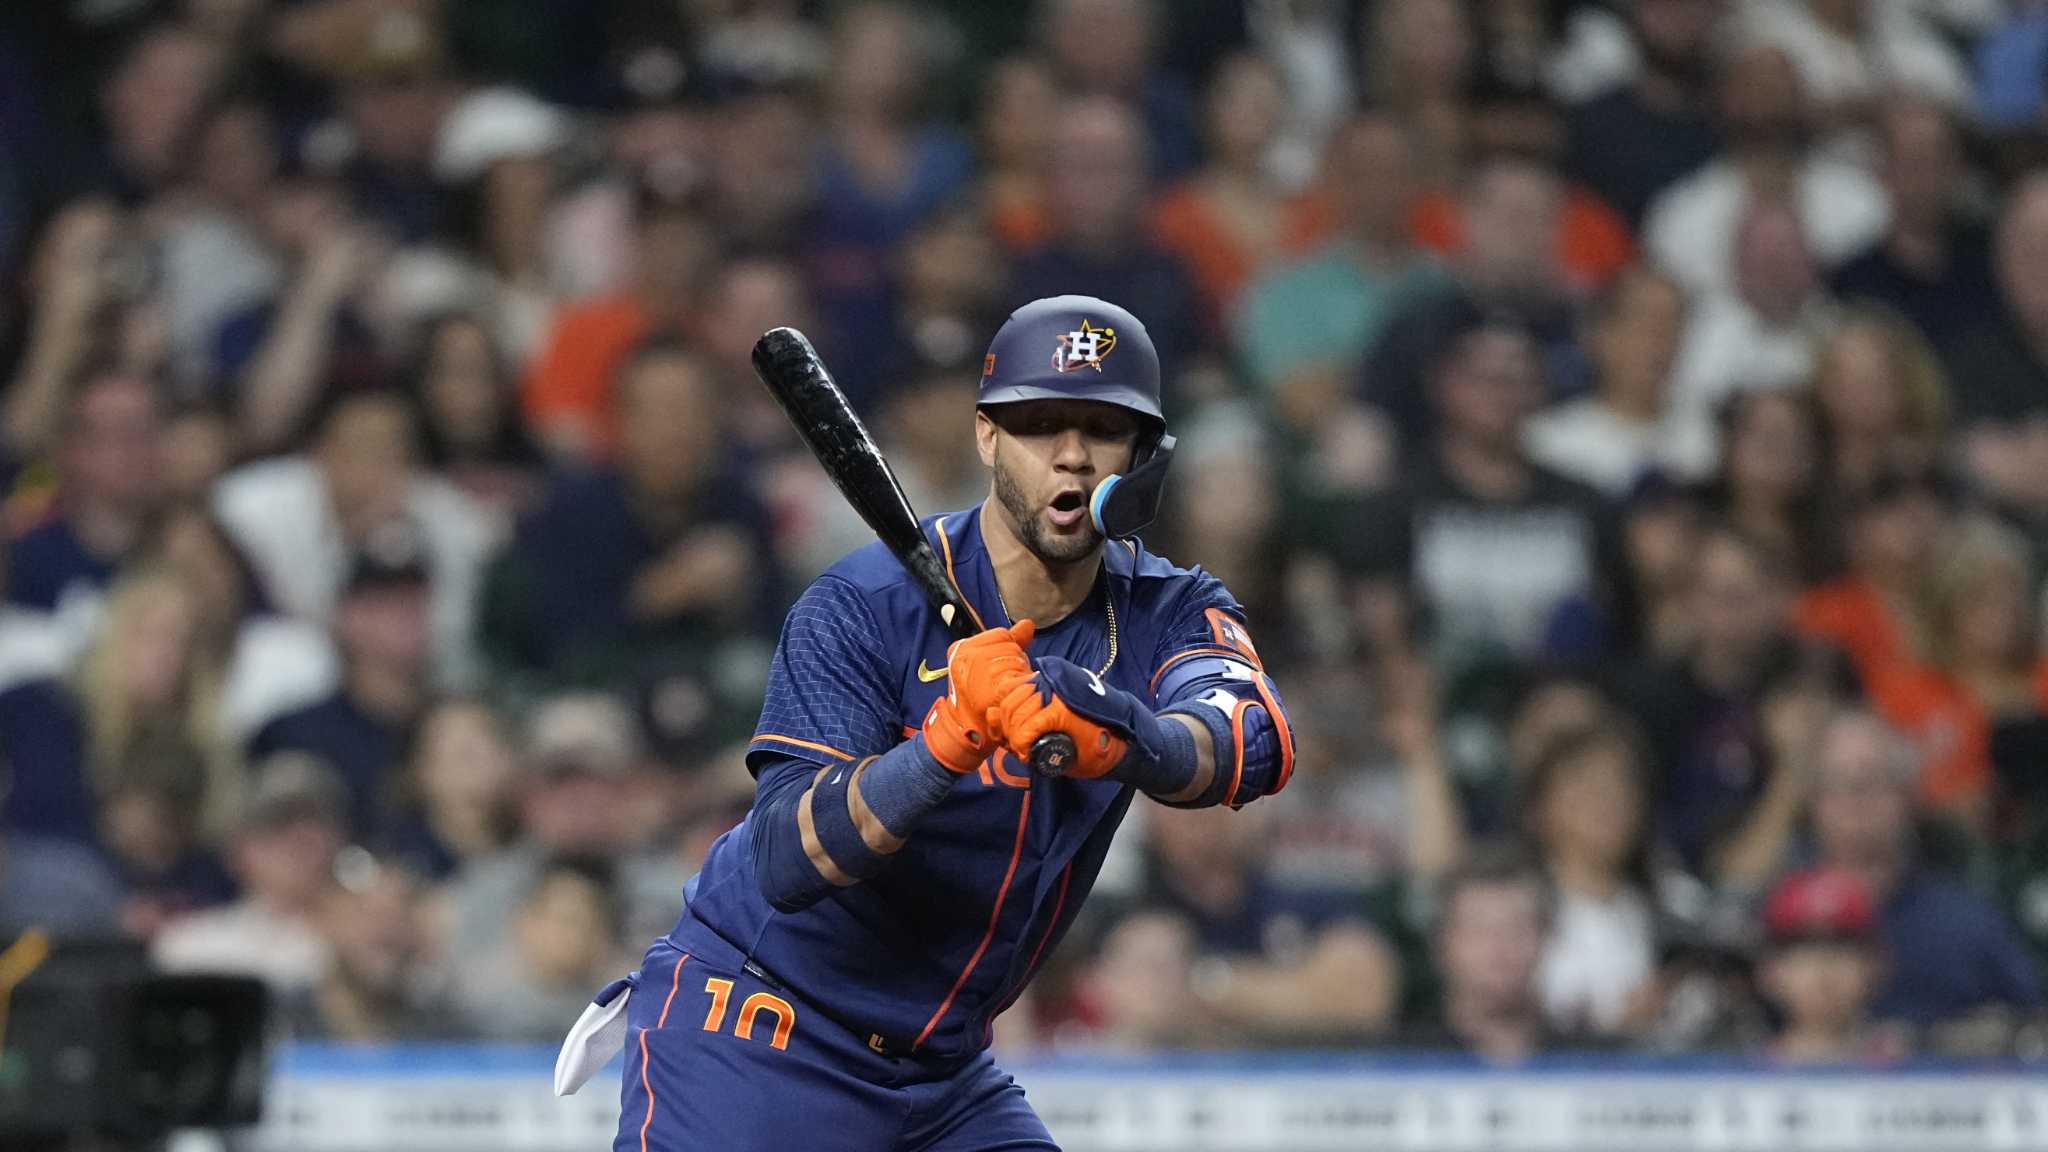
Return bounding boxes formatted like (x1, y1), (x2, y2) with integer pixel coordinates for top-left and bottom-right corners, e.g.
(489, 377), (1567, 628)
(922, 620), (1036, 773)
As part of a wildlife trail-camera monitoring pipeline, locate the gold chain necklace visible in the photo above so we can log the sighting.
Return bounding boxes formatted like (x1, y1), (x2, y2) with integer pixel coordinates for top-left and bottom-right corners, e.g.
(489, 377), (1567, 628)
(994, 574), (1117, 677)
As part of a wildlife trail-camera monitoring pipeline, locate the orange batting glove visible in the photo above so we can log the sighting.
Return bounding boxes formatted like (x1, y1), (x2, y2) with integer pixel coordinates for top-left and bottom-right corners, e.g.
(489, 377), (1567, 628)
(921, 620), (1037, 773)
(991, 668), (1129, 780)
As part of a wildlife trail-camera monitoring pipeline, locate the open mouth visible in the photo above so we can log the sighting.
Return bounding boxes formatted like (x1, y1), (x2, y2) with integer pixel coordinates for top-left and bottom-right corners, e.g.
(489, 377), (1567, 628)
(1048, 489), (1088, 529)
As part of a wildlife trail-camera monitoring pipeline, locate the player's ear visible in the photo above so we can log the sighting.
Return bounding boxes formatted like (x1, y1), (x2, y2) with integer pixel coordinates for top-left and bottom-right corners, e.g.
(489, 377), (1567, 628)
(974, 408), (999, 468)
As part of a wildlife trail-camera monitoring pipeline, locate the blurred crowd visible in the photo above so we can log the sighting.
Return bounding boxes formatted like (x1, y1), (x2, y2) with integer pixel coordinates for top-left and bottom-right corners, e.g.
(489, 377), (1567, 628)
(3, 0), (2048, 1068)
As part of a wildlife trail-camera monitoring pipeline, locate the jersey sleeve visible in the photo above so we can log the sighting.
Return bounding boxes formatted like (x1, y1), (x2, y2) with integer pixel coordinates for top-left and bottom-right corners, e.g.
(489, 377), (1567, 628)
(1146, 570), (1296, 805)
(747, 575), (902, 774)
(1146, 569), (1263, 701)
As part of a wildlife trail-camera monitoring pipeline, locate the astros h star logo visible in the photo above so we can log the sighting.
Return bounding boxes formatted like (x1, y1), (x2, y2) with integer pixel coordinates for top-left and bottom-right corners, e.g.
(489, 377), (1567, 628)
(1052, 319), (1117, 373)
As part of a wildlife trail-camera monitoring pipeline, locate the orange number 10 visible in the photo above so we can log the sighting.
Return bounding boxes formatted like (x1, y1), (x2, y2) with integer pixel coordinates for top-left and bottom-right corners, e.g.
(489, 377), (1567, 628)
(699, 977), (795, 1051)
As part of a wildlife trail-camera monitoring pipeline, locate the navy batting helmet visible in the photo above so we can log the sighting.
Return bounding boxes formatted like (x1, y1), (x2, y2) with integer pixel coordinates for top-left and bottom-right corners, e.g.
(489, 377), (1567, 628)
(976, 295), (1177, 538)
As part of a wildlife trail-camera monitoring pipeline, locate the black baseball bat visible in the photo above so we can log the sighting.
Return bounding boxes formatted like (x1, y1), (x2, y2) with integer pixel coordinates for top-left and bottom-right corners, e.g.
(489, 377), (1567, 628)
(750, 327), (1078, 777)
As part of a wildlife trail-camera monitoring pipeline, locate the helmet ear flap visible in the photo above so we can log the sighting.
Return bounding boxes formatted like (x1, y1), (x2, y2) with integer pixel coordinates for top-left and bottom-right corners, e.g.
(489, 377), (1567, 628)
(1088, 433), (1176, 539)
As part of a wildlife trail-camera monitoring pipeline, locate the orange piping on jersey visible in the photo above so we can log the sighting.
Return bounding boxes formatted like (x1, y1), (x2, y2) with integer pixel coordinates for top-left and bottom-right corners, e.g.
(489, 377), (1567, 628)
(987, 863), (1072, 1038)
(1253, 674), (1295, 794)
(638, 952), (688, 1152)
(913, 785), (1032, 1050)
(935, 515), (987, 630)
(755, 734), (856, 762)
(1226, 698), (1254, 807)
(1148, 647), (1244, 697)
(988, 750), (1032, 789)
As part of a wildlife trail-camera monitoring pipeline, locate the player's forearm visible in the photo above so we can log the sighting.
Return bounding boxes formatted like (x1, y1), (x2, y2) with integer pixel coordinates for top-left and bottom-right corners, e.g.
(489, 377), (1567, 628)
(1145, 713), (1213, 803)
(751, 738), (959, 912)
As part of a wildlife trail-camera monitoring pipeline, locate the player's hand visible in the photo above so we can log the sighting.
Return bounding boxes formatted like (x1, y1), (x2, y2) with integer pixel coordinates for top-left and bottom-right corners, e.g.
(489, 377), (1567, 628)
(922, 620), (1037, 773)
(993, 656), (1132, 780)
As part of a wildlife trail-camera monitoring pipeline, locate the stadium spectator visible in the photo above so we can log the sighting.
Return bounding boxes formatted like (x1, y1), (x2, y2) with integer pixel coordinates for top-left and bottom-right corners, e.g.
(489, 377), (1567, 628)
(482, 339), (777, 714)
(1644, 45), (1888, 301)
(1699, 390), (1833, 584)
(95, 22), (225, 203)
(1040, 0), (1199, 180)
(439, 694), (678, 984)
(1336, 309), (1621, 672)
(701, 60), (820, 256)
(1758, 868), (1902, 1063)
(1669, 197), (1837, 455)
(1411, 91), (1636, 301)
(4, 371), (162, 639)
(694, 256), (819, 450)
(1362, 0), (1478, 191)
(1948, 173), (2048, 522)
(2, 201), (129, 467)
(153, 753), (348, 995)
(157, 93), (285, 399)
(1810, 311), (1950, 498)
(455, 854), (628, 1042)
(152, 505), (337, 740)
(383, 698), (519, 882)
(806, 1), (976, 403)
(1615, 474), (1707, 660)
(1078, 909), (1208, 1049)
(1005, 97), (1202, 395)
(1404, 843), (1582, 1060)
(1360, 154), (1580, 444)
(1828, 101), (1998, 367)
(1737, 0), (1974, 145)
(249, 525), (434, 840)
(1794, 465), (1947, 698)
(1151, 53), (1322, 328)
(1867, 515), (2048, 828)
(99, 748), (236, 940)
(519, 181), (716, 461)
(1806, 710), (2044, 1033)
(1121, 804), (1399, 1045)
(222, 169), (390, 454)
(286, 850), (455, 1042)
(429, 86), (572, 365)
(978, 56), (1061, 253)
(883, 207), (1011, 406)
(1618, 525), (1827, 881)
(411, 312), (546, 525)
(1524, 264), (1703, 496)
(1523, 722), (1663, 1038)
(325, 8), (454, 246)
(1235, 111), (1445, 401)
(213, 386), (493, 690)
(1564, 0), (1724, 228)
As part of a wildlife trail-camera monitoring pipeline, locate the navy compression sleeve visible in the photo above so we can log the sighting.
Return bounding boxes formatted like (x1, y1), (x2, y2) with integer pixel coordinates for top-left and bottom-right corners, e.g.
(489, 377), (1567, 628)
(749, 736), (959, 913)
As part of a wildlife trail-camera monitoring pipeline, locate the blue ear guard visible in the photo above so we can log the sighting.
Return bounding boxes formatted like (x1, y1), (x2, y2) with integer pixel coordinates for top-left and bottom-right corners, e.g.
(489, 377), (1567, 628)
(1088, 433), (1176, 539)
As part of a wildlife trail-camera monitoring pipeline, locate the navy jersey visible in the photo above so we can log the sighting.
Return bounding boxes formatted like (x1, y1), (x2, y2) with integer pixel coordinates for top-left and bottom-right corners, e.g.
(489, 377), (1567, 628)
(675, 505), (1272, 1062)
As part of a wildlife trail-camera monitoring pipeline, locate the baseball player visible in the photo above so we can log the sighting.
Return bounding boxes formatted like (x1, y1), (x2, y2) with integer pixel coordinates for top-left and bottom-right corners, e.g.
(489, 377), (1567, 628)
(556, 295), (1295, 1151)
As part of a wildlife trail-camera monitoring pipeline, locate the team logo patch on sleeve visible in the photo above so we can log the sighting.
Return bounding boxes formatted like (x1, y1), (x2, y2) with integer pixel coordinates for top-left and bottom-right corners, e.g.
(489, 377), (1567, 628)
(1205, 608), (1261, 666)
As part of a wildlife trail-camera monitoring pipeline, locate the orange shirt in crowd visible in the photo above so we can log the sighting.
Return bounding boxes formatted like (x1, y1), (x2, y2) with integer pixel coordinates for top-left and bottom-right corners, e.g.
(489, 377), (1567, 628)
(1408, 187), (1635, 293)
(520, 295), (651, 460)
(1798, 578), (2048, 812)
(1793, 578), (1908, 692)
(1868, 663), (2048, 813)
(1149, 187), (1330, 325)
(989, 187), (1052, 254)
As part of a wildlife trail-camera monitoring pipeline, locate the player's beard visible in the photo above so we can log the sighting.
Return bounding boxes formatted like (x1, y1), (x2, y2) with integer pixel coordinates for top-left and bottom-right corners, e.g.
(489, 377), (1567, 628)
(992, 447), (1100, 566)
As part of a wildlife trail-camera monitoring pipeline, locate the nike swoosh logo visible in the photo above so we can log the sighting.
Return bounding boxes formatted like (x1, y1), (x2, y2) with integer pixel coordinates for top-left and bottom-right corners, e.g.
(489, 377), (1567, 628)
(917, 660), (949, 683)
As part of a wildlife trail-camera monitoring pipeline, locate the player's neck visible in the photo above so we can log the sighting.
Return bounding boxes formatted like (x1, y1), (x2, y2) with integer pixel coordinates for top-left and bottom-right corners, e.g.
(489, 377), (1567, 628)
(979, 502), (1101, 628)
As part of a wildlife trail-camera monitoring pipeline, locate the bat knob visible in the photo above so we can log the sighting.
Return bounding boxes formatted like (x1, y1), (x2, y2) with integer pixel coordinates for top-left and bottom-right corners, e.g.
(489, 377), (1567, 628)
(1028, 732), (1079, 778)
